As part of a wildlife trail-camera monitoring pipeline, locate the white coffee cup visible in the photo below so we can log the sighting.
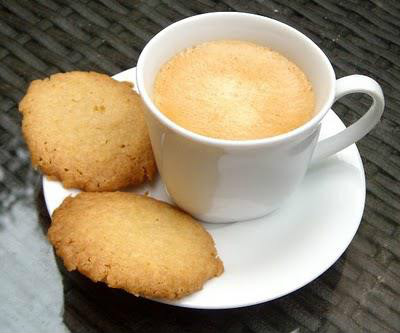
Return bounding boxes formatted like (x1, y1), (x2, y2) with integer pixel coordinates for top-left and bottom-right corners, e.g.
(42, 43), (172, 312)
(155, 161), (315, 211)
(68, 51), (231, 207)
(137, 12), (384, 223)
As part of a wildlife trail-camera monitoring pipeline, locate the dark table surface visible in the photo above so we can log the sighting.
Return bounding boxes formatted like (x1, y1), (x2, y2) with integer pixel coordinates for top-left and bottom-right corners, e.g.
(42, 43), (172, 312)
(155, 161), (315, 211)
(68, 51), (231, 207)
(1, 1), (399, 332)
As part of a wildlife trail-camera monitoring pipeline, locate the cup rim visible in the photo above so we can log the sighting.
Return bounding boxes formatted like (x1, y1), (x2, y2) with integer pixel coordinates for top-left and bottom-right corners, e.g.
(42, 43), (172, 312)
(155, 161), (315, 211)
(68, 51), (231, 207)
(137, 12), (336, 147)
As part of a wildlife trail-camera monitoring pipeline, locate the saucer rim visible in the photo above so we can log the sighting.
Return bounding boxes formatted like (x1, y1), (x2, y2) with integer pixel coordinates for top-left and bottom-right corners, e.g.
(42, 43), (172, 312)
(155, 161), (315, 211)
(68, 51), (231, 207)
(42, 67), (366, 309)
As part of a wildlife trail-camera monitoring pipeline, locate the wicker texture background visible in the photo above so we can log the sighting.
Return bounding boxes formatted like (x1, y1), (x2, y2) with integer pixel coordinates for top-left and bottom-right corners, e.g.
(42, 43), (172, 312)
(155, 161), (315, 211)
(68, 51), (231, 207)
(0, 0), (399, 332)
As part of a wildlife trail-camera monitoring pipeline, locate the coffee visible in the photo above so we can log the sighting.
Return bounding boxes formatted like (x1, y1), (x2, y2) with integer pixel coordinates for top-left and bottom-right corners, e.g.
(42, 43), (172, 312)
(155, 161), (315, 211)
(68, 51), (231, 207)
(153, 40), (315, 140)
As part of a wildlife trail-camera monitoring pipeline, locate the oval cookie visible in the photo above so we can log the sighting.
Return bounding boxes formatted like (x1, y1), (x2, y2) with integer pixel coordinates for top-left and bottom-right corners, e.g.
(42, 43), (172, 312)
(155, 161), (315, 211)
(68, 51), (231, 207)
(19, 71), (156, 191)
(48, 192), (224, 300)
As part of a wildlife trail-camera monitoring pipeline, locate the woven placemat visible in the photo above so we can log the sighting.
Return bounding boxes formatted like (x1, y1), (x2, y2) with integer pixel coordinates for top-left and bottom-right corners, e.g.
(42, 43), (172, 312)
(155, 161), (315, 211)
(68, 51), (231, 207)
(1, 1), (399, 332)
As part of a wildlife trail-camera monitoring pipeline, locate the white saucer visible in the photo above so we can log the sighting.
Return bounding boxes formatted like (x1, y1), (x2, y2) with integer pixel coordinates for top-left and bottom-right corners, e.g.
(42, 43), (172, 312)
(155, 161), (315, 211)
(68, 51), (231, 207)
(43, 68), (366, 309)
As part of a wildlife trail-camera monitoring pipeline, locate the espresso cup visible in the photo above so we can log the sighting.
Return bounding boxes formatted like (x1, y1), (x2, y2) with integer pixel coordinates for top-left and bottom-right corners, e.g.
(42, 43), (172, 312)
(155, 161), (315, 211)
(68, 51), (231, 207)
(137, 12), (384, 223)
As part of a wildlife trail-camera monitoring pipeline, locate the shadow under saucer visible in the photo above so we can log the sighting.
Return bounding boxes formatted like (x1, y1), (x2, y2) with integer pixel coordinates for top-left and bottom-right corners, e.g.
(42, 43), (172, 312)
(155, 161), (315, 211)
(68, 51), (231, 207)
(35, 183), (348, 333)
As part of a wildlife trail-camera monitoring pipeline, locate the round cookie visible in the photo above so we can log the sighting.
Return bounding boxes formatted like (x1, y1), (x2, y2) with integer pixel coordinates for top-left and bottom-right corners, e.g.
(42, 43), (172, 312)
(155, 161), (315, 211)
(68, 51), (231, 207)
(48, 192), (224, 300)
(19, 71), (156, 191)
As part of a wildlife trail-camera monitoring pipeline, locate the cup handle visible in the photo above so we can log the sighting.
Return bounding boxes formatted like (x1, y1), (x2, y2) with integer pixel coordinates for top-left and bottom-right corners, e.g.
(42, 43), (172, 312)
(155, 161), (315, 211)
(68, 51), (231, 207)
(311, 75), (385, 163)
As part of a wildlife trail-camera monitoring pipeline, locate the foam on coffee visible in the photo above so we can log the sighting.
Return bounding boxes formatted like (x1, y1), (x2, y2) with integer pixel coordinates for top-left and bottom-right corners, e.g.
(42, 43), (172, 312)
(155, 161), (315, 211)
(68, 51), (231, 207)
(153, 40), (315, 140)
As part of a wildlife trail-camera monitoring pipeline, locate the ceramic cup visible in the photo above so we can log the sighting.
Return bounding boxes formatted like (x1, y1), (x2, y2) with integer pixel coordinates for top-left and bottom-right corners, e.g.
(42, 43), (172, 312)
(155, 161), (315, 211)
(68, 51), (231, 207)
(136, 12), (384, 223)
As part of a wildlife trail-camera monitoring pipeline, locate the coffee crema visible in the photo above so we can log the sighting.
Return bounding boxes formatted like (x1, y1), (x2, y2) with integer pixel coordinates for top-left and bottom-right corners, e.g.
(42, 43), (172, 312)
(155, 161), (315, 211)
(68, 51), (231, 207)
(153, 40), (315, 140)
